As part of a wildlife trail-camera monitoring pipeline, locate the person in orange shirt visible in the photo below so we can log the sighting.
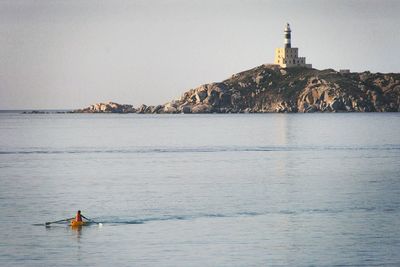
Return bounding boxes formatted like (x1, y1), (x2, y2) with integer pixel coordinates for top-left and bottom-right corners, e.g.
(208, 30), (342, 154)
(74, 210), (89, 222)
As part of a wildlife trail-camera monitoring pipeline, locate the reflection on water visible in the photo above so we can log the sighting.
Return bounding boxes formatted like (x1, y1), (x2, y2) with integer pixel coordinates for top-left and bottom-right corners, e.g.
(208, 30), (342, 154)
(70, 226), (83, 240)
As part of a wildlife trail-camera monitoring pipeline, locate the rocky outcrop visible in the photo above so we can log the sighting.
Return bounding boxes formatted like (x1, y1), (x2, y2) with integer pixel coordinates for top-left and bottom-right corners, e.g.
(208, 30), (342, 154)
(74, 65), (400, 113)
(74, 102), (136, 113)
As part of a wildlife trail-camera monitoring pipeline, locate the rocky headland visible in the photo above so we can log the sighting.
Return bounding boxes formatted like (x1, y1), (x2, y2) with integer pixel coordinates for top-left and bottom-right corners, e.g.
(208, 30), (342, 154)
(74, 65), (400, 113)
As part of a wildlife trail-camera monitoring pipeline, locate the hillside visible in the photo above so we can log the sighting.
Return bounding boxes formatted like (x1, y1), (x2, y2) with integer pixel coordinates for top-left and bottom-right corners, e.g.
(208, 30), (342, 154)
(75, 65), (400, 113)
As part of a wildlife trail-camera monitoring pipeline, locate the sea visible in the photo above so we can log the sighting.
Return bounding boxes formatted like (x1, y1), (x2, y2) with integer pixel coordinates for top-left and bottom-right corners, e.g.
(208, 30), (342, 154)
(0, 112), (399, 266)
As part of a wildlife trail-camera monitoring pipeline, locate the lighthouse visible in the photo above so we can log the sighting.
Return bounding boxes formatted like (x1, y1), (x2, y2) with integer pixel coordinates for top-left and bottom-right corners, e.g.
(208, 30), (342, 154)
(274, 23), (312, 68)
(284, 23), (291, 48)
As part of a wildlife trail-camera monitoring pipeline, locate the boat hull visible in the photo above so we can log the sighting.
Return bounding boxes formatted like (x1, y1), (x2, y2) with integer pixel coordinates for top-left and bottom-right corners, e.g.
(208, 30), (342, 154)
(70, 220), (85, 227)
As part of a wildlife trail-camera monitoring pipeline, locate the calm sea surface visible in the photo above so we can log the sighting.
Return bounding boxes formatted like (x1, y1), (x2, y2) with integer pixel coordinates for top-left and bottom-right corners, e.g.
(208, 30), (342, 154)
(0, 113), (399, 266)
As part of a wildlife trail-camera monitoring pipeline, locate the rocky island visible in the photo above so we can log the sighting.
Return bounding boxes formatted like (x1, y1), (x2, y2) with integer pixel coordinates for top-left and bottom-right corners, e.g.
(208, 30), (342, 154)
(74, 65), (400, 114)
(75, 23), (400, 114)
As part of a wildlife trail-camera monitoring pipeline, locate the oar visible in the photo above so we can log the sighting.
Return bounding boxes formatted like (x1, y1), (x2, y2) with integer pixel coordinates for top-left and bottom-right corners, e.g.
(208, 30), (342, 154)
(45, 218), (72, 226)
(86, 218), (98, 224)
(85, 218), (103, 227)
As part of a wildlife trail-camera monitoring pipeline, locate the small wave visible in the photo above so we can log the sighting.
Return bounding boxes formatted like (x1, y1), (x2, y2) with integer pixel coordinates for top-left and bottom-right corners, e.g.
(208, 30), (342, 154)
(279, 210), (297, 215)
(349, 206), (377, 212)
(237, 211), (262, 216)
(105, 220), (144, 225)
(98, 213), (229, 225)
(383, 208), (396, 212)
(303, 208), (342, 214)
(34, 206), (398, 226)
(2, 144), (400, 155)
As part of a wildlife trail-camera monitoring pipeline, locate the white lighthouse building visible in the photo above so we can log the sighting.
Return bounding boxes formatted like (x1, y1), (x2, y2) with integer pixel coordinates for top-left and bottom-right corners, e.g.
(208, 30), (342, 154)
(274, 23), (312, 68)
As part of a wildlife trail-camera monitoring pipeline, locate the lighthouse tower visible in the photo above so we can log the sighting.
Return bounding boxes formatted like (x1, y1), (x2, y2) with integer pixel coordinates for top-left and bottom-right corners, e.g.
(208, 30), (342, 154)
(274, 23), (312, 68)
(284, 23), (291, 48)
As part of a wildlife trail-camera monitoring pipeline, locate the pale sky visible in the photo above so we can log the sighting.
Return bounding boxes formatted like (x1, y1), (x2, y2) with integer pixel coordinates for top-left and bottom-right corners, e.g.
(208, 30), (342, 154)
(1, 0), (399, 109)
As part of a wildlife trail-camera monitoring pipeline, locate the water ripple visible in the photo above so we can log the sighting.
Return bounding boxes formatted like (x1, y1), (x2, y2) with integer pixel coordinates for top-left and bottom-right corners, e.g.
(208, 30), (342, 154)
(2, 144), (400, 155)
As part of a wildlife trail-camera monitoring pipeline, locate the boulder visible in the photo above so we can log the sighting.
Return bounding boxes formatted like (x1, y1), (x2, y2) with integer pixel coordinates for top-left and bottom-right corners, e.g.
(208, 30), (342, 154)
(163, 102), (178, 113)
(192, 104), (211, 113)
(195, 90), (207, 103)
(136, 104), (147, 114)
(330, 98), (344, 111)
(180, 105), (192, 114)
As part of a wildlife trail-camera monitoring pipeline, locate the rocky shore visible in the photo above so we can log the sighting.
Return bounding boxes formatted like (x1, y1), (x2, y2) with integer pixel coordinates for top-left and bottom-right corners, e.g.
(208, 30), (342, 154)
(74, 65), (400, 113)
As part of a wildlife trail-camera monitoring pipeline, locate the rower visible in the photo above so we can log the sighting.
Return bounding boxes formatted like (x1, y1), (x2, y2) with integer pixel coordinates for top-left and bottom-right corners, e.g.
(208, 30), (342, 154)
(75, 210), (89, 222)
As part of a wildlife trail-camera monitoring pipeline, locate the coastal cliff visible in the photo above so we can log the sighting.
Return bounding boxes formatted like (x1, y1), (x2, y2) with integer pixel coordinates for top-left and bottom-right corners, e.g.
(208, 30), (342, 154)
(74, 65), (400, 113)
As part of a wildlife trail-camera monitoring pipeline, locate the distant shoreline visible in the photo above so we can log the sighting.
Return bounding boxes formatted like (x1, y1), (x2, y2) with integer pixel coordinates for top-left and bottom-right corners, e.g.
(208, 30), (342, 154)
(2, 110), (400, 115)
(0, 110), (71, 114)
